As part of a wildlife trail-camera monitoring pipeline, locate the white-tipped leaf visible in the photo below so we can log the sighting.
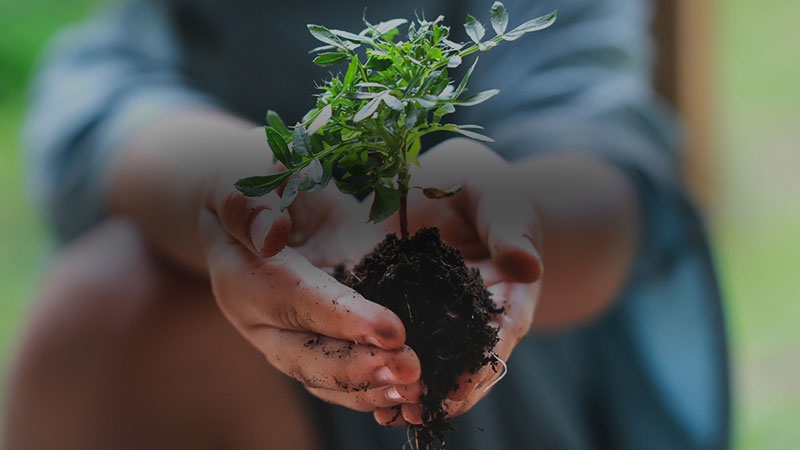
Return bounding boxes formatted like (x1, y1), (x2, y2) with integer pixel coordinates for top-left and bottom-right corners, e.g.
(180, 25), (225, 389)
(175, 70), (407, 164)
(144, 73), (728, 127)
(381, 93), (404, 111)
(453, 89), (500, 106)
(354, 95), (383, 122)
(307, 104), (332, 135)
(465, 15), (486, 43)
(490, 2), (509, 35)
(503, 10), (557, 40)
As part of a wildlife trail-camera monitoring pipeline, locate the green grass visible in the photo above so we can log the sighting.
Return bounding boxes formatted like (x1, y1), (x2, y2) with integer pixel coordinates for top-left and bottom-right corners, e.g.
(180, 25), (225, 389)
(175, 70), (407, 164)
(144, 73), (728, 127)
(715, 0), (800, 447)
(715, 215), (800, 449)
(0, 0), (798, 448)
(0, 0), (101, 373)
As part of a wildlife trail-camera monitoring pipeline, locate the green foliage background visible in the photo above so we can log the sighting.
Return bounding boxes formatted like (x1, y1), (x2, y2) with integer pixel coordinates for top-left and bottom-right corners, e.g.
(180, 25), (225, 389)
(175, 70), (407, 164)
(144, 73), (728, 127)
(1, 0), (798, 447)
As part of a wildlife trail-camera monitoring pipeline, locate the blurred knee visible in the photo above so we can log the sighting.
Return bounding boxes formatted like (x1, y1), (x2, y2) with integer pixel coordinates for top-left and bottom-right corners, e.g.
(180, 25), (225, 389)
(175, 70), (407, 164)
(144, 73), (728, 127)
(3, 219), (171, 447)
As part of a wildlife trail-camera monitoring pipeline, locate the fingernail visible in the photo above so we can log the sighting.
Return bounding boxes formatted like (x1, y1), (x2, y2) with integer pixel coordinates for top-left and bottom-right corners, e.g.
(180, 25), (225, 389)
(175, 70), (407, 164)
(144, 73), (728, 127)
(386, 386), (407, 403)
(520, 234), (541, 261)
(365, 335), (383, 348)
(376, 366), (401, 385)
(250, 209), (275, 253)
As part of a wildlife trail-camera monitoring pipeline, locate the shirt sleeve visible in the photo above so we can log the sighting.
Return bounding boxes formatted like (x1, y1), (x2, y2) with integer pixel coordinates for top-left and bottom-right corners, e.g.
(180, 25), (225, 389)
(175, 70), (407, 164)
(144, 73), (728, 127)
(23, 1), (219, 242)
(459, 0), (698, 274)
(457, 3), (728, 446)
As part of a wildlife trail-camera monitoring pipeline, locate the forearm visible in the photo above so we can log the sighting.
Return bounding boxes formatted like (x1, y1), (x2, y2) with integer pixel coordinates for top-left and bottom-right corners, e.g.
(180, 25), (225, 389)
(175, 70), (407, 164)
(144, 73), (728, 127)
(108, 110), (271, 273)
(514, 153), (640, 329)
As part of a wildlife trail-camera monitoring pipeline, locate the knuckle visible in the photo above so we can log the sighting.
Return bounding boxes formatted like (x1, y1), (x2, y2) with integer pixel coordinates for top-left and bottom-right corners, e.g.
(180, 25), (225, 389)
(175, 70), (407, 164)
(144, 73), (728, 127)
(273, 302), (303, 331)
(340, 363), (371, 392)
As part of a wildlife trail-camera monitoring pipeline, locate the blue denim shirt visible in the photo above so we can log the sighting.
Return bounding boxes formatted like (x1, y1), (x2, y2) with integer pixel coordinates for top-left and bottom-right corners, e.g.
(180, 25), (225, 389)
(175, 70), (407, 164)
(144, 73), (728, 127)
(23, 0), (729, 448)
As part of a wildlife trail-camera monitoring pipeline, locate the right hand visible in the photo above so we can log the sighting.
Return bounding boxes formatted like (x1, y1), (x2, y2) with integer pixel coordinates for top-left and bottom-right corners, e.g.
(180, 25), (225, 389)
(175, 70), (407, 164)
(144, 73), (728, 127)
(198, 172), (424, 413)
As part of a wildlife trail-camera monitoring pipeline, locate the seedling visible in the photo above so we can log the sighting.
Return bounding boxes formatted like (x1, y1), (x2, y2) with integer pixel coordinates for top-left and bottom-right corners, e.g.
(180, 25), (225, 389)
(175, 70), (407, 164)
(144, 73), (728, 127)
(236, 4), (555, 449)
(235, 2), (556, 238)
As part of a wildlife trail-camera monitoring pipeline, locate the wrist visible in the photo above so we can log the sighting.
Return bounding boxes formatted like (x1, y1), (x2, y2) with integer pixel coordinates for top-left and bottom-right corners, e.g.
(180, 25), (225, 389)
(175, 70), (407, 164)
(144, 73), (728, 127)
(109, 110), (276, 272)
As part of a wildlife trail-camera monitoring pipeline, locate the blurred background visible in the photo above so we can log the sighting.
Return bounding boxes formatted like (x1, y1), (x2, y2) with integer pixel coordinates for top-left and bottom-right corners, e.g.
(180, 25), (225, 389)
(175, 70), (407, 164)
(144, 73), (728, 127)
(1, 0), (798, 448)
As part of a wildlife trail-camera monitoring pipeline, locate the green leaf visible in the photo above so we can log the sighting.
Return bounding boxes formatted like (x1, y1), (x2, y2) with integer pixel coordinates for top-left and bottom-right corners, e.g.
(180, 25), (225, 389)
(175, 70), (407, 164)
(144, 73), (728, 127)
(313, 52), (349, 67)
(307, 104), (332, 135)
(417, 70), (444, 95)
(308, 157), (335, 193)
(280, 173), (302, 211)
(343, 57), (359, 86)
(372, 18), (408, 35)
(292, 125), (311, 157)
(464, 15), (486, 44)
(266, 110), (291, 139)
(330, 28), (371, 43)
(433, 103), (456, 122)
(308, 44), (336, 54)
(336, 176), (372, 195)
(306, 158), (324, 184)
(407, 138), (422, 165)
(504, 10), (557, 41)
(413, 95), (438, 109)
(442, 38), (465, 51)
(453, 89), (500, 106)
(298, 158), (324, 191)
(446, 125), (495, 142)
(265, 127), (293, 168)
(437, 85), (456, 100)
(308, 25), (355, 52)
(355, 91), (382, 100)
(447, 55), (463, 68)
(310, 134), (325, 154)
(235, 171), (293, 197)
(404, 106), (424, 130)
(455, 57), (478, 98)
(369, 185), (401, 223)
(381, 93), (404, 112)
(356, 82), (388, 89)
(354, 94), (383, 122)
(478, 40), (498, 51)
(366, 57), (393, 71)
(489, 2), (509, 35)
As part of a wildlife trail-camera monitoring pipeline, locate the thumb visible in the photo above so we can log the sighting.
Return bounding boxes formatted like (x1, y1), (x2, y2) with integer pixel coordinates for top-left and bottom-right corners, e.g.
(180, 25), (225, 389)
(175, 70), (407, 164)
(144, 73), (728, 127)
(477, 192), (543, 283)
(206, 178), (292, 258)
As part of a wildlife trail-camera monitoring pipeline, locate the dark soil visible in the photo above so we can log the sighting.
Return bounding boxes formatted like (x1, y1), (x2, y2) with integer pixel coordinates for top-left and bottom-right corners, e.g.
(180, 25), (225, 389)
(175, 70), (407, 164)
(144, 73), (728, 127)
(344, 227), (502, 450)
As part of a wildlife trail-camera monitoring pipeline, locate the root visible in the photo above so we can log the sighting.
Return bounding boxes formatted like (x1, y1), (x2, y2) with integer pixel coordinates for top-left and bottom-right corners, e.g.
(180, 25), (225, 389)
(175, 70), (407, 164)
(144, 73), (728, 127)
(482, 352), (508, 393)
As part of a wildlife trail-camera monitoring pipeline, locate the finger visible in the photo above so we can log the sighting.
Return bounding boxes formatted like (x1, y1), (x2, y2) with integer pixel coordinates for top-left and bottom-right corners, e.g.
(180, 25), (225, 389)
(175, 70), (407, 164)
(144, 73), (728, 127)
(250, 329), (421, 392)
(201, 228), (407, 349)
(467, 259), (502, 286)
(307, 382), (423, 412)
(401, 403), (424, 425)
(475, 192), (543, 283)
(447, 281), (537, 404)
(374, 406), (407, 427)
(258, 251), (406, 348)
(206, 176), (292, 258)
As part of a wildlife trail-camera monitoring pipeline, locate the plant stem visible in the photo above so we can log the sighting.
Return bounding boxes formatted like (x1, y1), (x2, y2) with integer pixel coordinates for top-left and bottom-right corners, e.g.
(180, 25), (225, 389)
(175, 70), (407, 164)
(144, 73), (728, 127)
(398, 135), (410, 239)
(399, 186), (409, 238)
(397, 166), (409, 239)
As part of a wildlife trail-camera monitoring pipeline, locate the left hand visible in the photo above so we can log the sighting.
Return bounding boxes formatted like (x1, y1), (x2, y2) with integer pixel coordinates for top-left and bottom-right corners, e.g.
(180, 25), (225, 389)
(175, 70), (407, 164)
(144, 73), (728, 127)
(372, 138), (544, 426)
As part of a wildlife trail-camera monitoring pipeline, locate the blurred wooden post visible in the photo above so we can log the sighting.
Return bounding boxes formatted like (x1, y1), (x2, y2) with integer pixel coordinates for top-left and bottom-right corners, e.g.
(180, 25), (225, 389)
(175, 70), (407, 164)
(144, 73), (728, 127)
(651, 0), (715, 213)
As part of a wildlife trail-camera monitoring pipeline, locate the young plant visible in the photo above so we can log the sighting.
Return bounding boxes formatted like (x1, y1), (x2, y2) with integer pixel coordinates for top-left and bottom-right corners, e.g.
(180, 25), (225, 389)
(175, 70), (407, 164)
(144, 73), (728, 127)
(236, 4), (555, 449)
(235, 2), (556, 238)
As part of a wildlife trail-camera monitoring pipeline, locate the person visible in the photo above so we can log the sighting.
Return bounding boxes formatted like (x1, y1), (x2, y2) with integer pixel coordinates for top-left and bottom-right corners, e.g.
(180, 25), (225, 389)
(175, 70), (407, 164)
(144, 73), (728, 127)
(5, 0), (729, 449)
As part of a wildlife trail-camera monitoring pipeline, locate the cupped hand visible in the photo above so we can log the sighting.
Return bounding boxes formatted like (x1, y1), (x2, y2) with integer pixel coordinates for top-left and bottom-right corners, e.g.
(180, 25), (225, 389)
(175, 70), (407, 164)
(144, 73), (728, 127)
(372, 138), (544, 426)
(197, 148), (422, 413)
